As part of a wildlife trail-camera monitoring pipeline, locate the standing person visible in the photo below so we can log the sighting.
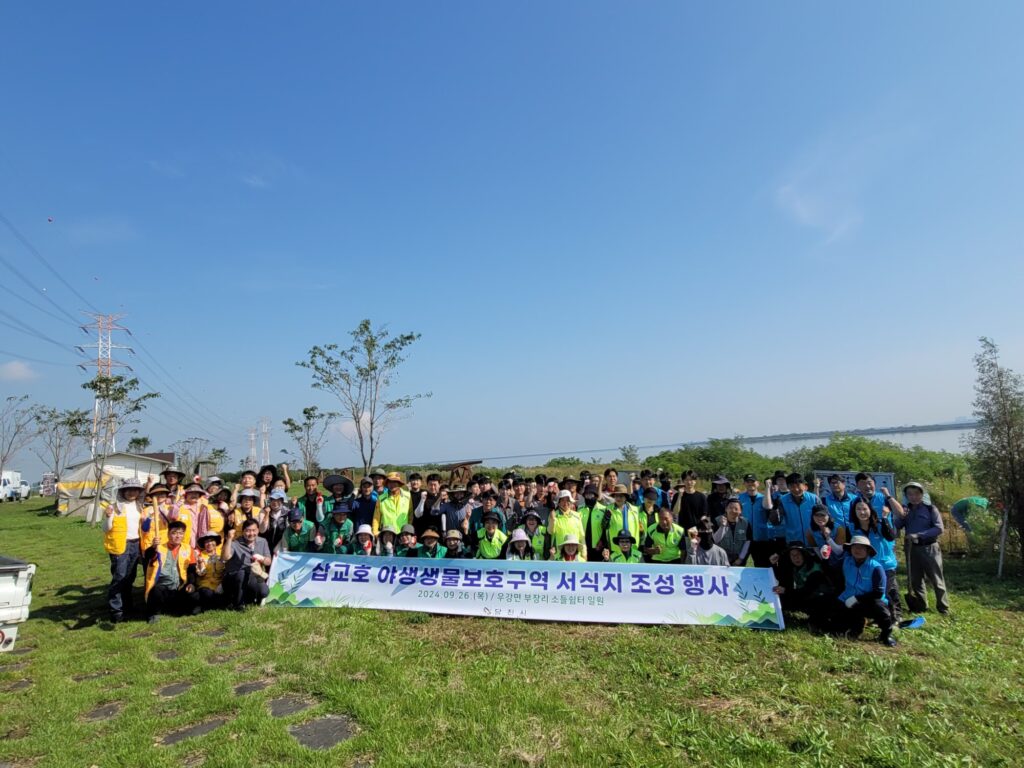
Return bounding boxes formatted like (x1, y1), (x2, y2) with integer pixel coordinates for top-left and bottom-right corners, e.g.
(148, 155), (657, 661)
(143, 520), (197, 623)
(672, 471), (707, 530)
(103, 478), (147, 622)
(822, 474), (858, 534)
(706, 476), (733, 522)
(639, 488), (661, 530)
(468, 491), (507, 543)
(834, 535), (897, 646)
(412, 474), (445, 537)
(896, 481), (950, 615)
(741, 474), (785, 567)
(853, 473), (904, 519)
(160, 466), (187, 504)
(176, 483), (210, 549)
(224, 518), (271, 608)
(547, 490), (587, 561)
(322, 474), (355, 514)
(231, 488), (263, 538)
(684, 516), (730, 566)
(578, 484), (608, 562)
(438, 485), (471, 537)
(372, 472), (411, 535)
(776, 473), (819, 546)
(295, 476), (325, 526)
(601, 467), (620, 496)
(260, 489), (289, 552)
(643, 507), (687, 564)
(605, 484), (644, 548)
(843, 498), (900, 623)
(713, 497), (751, 566)
(369, 468), (388, 500)
(352, 478), (378, 530)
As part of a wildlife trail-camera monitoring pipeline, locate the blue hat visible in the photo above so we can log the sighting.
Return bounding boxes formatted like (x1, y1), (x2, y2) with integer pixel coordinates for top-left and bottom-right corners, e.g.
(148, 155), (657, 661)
(269, 489), (288, 501)
(287, 509), (304, 523)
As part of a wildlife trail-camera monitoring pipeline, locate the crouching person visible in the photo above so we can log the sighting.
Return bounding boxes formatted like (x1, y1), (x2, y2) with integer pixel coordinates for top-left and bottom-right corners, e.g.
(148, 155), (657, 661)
(223, 517), (271, 609)
(603, 530), (642, 563)
(193, 532), (230, 614)
(770, 542), (837, 633)
(835, 535), (896, 647)
(143, 520), (197, 623)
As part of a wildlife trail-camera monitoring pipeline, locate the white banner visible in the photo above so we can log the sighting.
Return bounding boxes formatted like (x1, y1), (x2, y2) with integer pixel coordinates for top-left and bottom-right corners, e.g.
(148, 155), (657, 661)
(267, 553), (784, 630)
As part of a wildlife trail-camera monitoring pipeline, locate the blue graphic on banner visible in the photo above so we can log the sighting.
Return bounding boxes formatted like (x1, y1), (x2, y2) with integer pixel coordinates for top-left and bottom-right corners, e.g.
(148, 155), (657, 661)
(267, 554), (784, 629)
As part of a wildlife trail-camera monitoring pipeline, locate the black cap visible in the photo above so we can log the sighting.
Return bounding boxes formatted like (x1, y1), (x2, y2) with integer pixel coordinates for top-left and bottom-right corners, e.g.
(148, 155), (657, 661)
(743, 473), (757, 482)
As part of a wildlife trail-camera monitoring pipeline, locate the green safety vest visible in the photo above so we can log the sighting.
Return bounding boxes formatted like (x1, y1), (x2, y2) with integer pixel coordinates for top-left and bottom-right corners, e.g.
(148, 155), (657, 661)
(284, 519), (315, 552)
(646, 523), (686, 562)
(323, 518), (353, 554)
(611, 548), (642, 563)
(475, 529), (508, 559)
(550, 512), (587, 559)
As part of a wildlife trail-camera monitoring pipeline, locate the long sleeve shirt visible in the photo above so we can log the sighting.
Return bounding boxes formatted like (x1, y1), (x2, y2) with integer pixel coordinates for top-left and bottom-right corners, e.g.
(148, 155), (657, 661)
(894, 503), (944, 544)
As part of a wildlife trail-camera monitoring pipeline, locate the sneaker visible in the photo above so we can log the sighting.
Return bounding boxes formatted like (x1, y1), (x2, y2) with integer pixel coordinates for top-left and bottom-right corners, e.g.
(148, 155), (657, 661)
(881, 636), (898, 647)
(147, 615), (160, 624)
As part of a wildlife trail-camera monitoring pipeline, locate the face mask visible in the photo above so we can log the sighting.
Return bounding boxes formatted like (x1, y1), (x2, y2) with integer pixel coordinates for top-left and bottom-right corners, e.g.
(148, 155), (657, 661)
(584, 496), (597, 506)
(699, 531), (714, 549)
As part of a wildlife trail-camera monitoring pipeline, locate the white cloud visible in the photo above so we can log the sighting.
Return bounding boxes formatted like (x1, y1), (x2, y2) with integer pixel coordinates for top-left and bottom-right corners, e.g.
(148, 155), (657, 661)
(0, 361), (38, 381)
(241, 173), (270, 189)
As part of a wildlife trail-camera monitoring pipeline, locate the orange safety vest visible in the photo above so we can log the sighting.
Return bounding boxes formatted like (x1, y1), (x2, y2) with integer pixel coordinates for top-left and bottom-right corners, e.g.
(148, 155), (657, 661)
(144, 544), (195, 599)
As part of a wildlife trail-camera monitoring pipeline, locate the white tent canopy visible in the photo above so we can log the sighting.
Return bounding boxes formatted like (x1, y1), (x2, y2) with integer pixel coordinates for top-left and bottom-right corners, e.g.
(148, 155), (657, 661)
(57, 452), (171, 520)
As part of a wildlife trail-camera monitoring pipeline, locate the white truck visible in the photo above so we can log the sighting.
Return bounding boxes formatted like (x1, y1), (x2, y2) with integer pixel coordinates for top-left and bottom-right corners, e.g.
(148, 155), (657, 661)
(0, 471), (21, 502)
(0, 556), (36, 652)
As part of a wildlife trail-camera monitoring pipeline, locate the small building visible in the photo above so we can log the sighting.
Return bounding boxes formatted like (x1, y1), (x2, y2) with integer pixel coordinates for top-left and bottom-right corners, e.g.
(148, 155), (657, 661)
(56, 452), (172, 520)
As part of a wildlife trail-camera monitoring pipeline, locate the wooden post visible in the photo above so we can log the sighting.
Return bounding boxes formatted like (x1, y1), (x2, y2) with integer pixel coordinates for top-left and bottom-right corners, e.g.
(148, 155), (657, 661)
(997, 506), (1009, 579)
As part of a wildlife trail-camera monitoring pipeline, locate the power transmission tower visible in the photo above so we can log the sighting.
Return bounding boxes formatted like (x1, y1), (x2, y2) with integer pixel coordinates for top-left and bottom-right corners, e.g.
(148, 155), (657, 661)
(245, 427), (258, 471)
(77, 313), (133, 458)
(260, 416), (271, 467)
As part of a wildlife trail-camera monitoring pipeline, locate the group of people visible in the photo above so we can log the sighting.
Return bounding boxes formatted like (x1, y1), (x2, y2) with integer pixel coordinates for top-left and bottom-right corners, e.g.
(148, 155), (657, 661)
(101, 463), (952, 645)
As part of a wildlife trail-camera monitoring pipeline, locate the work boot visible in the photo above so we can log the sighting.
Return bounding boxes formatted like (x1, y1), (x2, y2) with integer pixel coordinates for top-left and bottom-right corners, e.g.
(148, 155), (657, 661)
(879, 630), (897, 647)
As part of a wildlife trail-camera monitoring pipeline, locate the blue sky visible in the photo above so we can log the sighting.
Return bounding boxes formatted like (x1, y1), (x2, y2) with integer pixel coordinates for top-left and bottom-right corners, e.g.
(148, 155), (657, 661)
(2, 3), (1023, 476)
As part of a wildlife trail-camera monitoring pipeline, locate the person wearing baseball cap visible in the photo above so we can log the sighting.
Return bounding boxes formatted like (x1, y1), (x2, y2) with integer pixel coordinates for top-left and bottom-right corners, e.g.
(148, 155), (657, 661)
(895, 481), (950, 615)
(443, 529), (470, 559)
(397, 524), (418, 557)
(352, 478), (378, 530)
(547, 489), (587, 561)
(276, 508), (318, 554)
(834, 535), (897, 646)
(322, 496), (354, 555)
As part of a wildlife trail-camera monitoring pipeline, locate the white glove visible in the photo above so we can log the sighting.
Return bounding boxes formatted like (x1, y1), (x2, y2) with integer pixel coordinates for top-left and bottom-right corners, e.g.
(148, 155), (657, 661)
(910, 533), (920, 544)
(844, 596), (858, 609)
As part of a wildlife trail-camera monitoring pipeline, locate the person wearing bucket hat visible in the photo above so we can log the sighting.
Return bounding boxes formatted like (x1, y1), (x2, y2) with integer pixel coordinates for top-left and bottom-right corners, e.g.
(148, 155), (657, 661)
(397, 524), (418, 557)
(844, 497), (900, 622)
(500, 527), (536, 561)
(443, 528), (470, 559)
(323, 474), (355, 512)
(160, 466), (186, 503)
(604, 529), (641, 563)
(231, 488), (263, 538)
(350, 524), (376, 556)
(895, 480), (950, 615)
(517, 508), (548, 559)
(321, 496), (354, 554)
(474, 509), (508, 559)
(770, 542), (837, 632)
(177, 482), (212, 549)
(436, 484), (472, 538)
(413, 528), (446, 559)
(372, 472), (411, 536)
(604, 484), (643, 557)
(376, 525), (399, 557)
(834, 534), (896, 646)
(555, 533), (582, 563)
(193, 532), (229, 613)
(277, 508), (318, 554)
(102, 478), (148, 621)
(547, 489), (587, 561)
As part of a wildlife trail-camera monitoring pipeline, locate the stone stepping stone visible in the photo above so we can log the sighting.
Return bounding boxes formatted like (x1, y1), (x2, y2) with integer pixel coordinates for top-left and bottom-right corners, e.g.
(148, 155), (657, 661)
(73, 670), (112, 682)
(130, 631), (153, 639)
(200, 628), (226, 638)
(207, 654), (233, 665)
(159, 717), (229, 746)
(158, 681), (192, 698)
(155, 650), (180, 661)
(83, 702), (122, 721)
(8, 647), (32, 655)
(234, 680), (270, 696)
(289, 715), (357, 751)
(268, 696), (314, 718)
(3, 679), (31, 691)
(1, 662), (27, 673)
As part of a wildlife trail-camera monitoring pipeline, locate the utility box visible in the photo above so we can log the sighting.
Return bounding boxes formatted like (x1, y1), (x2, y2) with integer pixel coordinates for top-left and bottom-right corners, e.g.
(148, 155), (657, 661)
(0, 556), (36, 652)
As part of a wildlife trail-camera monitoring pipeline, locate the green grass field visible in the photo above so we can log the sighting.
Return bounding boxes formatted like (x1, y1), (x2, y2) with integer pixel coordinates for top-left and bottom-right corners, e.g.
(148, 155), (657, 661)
(1, 498), (1023, 768)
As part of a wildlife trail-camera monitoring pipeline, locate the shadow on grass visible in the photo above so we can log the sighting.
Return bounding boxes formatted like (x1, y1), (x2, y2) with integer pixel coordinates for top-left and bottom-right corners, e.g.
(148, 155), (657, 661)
(31, 583), (114, 631)
(943, 557), (1024, 612)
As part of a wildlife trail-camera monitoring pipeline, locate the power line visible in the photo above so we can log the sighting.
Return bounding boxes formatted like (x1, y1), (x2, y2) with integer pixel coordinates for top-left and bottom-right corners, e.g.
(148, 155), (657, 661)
(0, 348), (77, 366)
(0, 247), (80, 324)
(0, 210), (100, 313)
(0, 284), (79, 326)
(0, 311), (81, 354)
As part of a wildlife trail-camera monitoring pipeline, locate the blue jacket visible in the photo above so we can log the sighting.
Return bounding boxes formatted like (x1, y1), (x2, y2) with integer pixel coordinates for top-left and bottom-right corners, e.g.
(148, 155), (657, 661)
(780, 492), (819, 544)
(351, 495), (377, 529)
(632, 487), (667, 509)
(845, 520), (897, 571)
(838, 553), (888, 603)
(740, 491), (784, 541)
(822, 492), (856, 532)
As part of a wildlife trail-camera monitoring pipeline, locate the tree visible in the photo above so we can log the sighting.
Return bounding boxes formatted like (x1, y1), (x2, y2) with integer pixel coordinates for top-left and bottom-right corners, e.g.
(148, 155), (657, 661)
(127, 436), (151, 454)
(208, 447), (229, 474)
(618, 444), (641, 465)
(298, 319), (431, 475)
(966, 337), (1024, 574)
(80, 375), (159, 523)
(169, 437), (210, 479)
(0, 395), (35, 481)
(544, 456), (584, 468)
(33, 406), (90, 479)
(282, 406), (338, 475)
